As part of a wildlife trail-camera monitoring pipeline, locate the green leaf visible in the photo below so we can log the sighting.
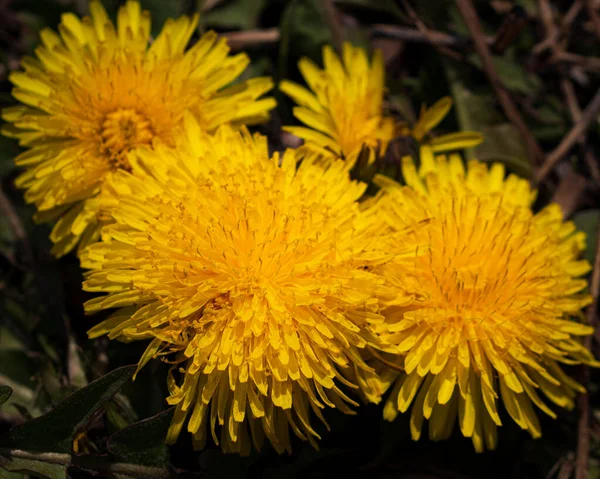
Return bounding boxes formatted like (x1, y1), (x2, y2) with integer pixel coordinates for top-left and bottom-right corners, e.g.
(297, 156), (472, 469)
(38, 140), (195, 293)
(202, 0), (266, 30)
(573, 210), (599, 266)
(0, 453), (66, 479)
(1, 365), (135, 454)
(468, 53), (541, 95)
(451, 81), (531, 176)
(0, 350), (38, 413)
(476, 123), (532, 178)
(278, 0), (333, 123)
(141, 0), (183, 37)
(0, 387), (12, 406)
(108, 408), (174, 468)
(451, 81), (502, 133)
(334, 0), (406, 22)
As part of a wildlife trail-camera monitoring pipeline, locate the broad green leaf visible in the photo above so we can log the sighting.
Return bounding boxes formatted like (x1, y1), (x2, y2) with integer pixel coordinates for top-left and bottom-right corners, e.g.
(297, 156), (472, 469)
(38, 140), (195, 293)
(0, 454), (66, 479)
(476, 123), (532, 178)
(279, 0), (333, 76)
(451, 81), (531, 176)
(0, 350), (37, 412)
(573, 210), (599, 266)
(334, 0), (406, 22)
(1, 365), (135, 454)
(202, 0), (266, 30)
(108, 408), (174, 468)
(0, 386), (12, 406)
(142, 0), (183, 36)
(468, 53), (541, 95)
(278, 0), (333, 122)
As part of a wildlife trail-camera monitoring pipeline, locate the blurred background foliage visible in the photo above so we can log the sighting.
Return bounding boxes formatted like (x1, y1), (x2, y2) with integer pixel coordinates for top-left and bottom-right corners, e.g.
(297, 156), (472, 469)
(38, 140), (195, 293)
(0, 0), (599, 477)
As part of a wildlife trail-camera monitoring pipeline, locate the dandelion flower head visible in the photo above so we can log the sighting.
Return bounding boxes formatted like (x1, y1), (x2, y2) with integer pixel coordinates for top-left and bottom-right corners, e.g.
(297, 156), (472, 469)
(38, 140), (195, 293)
(374, 153), (597, 452)
(81, 118), (396, 455)
(280, 42), (397, 165)
(2, 0), (276, 257)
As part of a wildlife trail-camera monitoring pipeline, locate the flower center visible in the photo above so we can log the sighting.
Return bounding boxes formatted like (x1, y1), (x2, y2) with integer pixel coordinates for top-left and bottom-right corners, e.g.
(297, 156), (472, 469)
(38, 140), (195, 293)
(101, 109), (154, 169)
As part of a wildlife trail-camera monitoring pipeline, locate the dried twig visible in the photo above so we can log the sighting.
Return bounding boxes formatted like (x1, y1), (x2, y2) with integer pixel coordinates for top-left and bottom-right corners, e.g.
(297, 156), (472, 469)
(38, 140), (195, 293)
(372, 24), (464, 46)
(586, 0), (600, 39)
(367, 346), (404, 372)
(222, 28), (280, 52)
(535, 88), (600, 183)
(576, 221), (600, 479)
(550, 167), (588, 218)
(372, 23), (600, 73)
(323, 0), (344, 53)
(455, 0), (545, 167)
(490, 6), (528, 55)
(533, 0), (583, 54)
(402, 0), (464, 61)
(0, 186), (26, 242)
(561, 78), (600, 182)
(554, 51), (600, 72)
(201, 0), (226, 12)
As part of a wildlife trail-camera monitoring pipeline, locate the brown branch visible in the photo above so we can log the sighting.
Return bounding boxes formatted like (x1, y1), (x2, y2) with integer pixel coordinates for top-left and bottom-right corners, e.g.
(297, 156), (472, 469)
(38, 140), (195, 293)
(222, 28), (280, 52)
(0, 448), (179, 478)
(371, 24), (600, 73)
(455, 0), (545, 167)
(533, 0), (583, 54)
(554, 51), (600, 72)
(561, 78), (600, 182)
(535, 88), (600, 183)
(586, 0), (600, 40)
(367, 346), (404, 372)
(400, 0), (464, 61)
(576, 221), (600, 479)
(371, 24), (463, 46)
(0, 186), (26, 242)
(323, 0), (344, 53)
(537, 0), (559, 44)
(490, 6), (528, 55)
(550, 167), (588, 219)
(201, 0), (226, 12)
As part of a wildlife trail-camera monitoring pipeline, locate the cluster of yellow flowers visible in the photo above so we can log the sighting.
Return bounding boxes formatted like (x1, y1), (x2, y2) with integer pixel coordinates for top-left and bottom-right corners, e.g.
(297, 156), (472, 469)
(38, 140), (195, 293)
(2, 0), (597, 456)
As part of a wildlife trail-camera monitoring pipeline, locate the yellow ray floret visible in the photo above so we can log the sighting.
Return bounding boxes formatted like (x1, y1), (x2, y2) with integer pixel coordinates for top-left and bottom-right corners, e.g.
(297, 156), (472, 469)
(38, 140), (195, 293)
(280, 43), (397, 165)
(81, 119), (398, 455)
(374, 154), (597, 452)
(397, 97), (483, 168)
(2, 0), (276, 257)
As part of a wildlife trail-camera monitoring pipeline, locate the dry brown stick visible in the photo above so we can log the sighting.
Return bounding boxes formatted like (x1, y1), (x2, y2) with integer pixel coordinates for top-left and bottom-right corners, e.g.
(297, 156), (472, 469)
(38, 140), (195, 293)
(402, 0), (464, 61)
(534, 0), (584, 54)
(561, 78), (600, 182)
(0, 186), (26, 242)
(576, 221), (600, 479)
(222, 28), (280, 52)
(586, 0), (600, 39)
(372, 24), (463, 46)
(372, 23), (600, 73)
(367, 345), (404, 372)
(201, 0), (226, 12)
(455, 0), (545, 167)
(538, 0), (559, 40)
(550, 167), (588, 219)
(535, 88), (600, 183)
(323, 0), (344, 53)
(562, 77), (583, 120)
(554, 51), (600, 72)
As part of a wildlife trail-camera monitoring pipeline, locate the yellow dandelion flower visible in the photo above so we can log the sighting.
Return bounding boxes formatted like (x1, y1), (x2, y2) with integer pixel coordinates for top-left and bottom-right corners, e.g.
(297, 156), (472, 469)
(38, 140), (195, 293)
(398, 97), (483, 159)
(81, 118), (396, 455)
(374, 153), (597, 452)
(280, 43), (397, 164)
(2, 0), (276, 257)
